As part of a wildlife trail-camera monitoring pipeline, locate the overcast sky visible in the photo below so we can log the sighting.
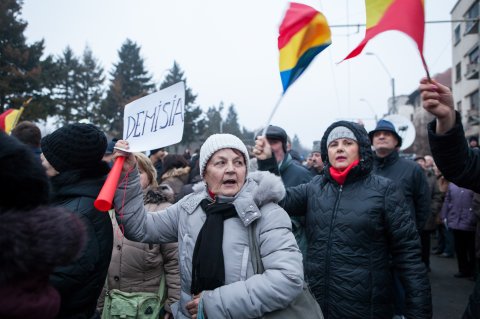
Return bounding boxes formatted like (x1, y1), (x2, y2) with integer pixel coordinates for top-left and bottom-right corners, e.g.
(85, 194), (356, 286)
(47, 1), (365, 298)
(22, 0), (457, 148)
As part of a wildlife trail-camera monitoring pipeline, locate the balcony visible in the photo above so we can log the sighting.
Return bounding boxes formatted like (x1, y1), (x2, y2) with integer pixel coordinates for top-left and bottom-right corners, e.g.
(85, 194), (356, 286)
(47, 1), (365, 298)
(465, 62), (479, 80)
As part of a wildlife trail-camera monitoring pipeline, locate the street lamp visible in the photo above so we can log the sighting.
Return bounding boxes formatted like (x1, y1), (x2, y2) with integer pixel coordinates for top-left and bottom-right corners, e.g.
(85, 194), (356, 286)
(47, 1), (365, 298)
(359, 98), (378, 123)
(365, 52), (396, 114)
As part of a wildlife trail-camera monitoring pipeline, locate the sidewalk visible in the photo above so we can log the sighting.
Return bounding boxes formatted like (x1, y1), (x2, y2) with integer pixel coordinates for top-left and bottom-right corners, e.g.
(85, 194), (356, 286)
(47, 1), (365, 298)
(429, 253), (475, 318)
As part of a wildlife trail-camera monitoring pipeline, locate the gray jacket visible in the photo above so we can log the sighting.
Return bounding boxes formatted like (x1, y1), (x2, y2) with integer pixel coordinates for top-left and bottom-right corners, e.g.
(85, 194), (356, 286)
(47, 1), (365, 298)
(114, 169), (303, 319)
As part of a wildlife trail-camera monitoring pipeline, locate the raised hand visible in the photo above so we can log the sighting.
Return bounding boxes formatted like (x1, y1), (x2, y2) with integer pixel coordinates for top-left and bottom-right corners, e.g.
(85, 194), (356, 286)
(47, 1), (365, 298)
(253, 135), (273, 160)
(112, 140), (137, 172)
(419, 77), (456, 134)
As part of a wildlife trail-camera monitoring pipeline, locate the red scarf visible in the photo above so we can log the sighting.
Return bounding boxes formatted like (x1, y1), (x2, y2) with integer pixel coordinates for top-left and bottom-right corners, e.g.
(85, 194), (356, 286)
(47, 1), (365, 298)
(329, 159), (360, 185)
(208, 189), (216, 200)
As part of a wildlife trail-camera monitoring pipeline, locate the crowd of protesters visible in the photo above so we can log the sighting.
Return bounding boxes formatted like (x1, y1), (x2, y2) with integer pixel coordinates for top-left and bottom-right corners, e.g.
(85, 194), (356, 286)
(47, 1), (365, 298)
(2, 78), (480, 319)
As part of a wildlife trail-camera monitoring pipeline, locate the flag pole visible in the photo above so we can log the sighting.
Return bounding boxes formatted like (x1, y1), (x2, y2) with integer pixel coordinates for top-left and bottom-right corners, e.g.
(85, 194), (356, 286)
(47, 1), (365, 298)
(11, 97), (32, 132)
(261, 94), (284, 136)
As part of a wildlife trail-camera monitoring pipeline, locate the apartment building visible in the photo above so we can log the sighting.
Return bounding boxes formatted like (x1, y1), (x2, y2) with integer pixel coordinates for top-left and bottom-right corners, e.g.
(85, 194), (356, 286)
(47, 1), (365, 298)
(451, 0), (480, 137)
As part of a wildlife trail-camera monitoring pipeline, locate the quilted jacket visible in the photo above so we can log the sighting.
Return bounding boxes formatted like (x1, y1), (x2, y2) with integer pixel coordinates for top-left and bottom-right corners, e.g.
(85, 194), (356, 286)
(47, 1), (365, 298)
(281, 121), (432, 319)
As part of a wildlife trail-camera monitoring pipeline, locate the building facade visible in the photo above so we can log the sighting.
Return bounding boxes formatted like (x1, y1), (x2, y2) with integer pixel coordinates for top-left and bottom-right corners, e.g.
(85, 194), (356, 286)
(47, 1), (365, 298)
(451, 0), (480, 137)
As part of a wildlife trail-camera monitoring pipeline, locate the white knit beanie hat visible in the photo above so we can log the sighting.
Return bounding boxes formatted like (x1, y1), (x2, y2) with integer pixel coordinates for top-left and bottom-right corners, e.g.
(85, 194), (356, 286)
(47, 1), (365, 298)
(199, 134), (250, 177)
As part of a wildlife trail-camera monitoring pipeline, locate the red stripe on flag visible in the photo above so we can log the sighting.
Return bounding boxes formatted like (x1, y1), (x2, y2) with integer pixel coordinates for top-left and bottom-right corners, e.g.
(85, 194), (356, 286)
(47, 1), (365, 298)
(278, 2), (320, 50)
(342, 0), (427, 72)
(0, 109), (14, 132)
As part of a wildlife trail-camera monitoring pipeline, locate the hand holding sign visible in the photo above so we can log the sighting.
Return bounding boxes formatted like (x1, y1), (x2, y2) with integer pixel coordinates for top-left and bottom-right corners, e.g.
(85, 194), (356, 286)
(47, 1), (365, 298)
(94, 82), (185, 211)
(124, 81), (185, 152)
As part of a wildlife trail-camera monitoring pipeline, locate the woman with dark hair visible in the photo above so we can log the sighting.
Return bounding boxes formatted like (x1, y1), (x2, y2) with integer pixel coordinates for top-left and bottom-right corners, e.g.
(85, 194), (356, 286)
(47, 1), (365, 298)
(254, 121), (432, 319)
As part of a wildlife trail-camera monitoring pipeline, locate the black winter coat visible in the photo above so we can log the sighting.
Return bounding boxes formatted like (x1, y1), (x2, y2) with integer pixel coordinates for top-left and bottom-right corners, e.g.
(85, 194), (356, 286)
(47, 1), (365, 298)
(281, 121), (432, 319)
(372, 151), (431, 231)
(428, 112), (480, 192)
(49, 164), (113, 319)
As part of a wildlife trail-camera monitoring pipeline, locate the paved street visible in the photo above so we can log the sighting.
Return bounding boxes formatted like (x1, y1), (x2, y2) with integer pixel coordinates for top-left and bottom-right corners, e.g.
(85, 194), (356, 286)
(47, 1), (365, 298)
(430, 253), (475, 318)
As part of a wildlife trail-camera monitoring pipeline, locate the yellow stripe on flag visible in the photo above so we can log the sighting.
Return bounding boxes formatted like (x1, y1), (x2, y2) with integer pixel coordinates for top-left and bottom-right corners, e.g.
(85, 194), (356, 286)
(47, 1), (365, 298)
(5, 108), (23, 133)
(279, 14), (331, 71)
(366, 0), (395, 29)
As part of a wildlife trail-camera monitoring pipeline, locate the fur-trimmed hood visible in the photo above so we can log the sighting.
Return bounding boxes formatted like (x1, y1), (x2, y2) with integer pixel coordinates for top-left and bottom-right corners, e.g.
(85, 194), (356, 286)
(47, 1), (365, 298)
(143, 184), (175, 205)
(161, 166), (191, 180)
(191, 170), (285, 206)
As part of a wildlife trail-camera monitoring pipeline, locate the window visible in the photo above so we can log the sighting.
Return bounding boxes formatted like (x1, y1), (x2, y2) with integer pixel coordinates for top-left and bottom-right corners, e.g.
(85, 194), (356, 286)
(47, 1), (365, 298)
(469, 46), (479, 63)
(465, 1), (479, 34)
(454, 24), (461, 45)
(456, 62), (462, 82)
(470, 90), (479, 111)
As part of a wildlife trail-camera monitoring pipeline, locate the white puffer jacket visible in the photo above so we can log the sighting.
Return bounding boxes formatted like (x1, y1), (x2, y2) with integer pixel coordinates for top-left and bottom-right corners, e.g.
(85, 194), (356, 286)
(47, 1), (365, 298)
(114, 169), (303, 319)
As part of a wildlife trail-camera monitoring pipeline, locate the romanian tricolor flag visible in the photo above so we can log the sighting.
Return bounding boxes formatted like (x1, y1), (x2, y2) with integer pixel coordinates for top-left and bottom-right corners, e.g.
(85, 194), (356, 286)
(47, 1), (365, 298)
(279, 2), (331, 93)
(343, 0), (429, 72)
(0, 108), (23, 134)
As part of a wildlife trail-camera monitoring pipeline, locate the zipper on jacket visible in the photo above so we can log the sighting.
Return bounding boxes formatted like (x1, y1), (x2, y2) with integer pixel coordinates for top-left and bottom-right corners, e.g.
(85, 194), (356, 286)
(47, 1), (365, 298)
(323, 185), (343, 317)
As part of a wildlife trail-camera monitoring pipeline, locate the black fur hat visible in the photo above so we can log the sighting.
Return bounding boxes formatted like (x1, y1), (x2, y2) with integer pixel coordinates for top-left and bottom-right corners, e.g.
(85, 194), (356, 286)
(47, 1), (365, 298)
(0, 132), (50, 210)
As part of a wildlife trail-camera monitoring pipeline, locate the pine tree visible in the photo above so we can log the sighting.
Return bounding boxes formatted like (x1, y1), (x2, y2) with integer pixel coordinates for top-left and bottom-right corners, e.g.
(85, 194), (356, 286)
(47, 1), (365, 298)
(100, 39), (154, 136)
(223, 104), (242, 137)
(0, 0), (50, 120)
(54, 46), (81, 125)
(203, 102), (224, 136)
(159, 61), (204, 146)
(74, 46), (105, 124)
(292, 134), (302, 151)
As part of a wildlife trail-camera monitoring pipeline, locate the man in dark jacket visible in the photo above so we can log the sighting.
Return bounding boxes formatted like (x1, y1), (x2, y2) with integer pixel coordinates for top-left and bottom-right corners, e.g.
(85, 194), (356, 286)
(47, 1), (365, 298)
(309, 140), (324, 176)
(369, 120), (431, 231)
(256, 125), (313, 258)
(369, 119), (431, 318)
(41, 123), (113, 319)
(420, 77), (480, 319)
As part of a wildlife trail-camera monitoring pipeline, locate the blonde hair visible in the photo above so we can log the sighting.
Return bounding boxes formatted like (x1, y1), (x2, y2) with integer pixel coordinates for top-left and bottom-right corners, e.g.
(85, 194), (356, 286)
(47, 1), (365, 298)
(134, 152), (158, 187)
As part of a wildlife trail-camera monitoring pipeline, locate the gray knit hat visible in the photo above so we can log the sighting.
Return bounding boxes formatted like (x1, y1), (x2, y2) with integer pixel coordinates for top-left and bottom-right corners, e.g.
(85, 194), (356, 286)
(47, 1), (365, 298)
(312, 140), (321, 153)
(326, 126), (357, 146)
(199, 134), (250, 177)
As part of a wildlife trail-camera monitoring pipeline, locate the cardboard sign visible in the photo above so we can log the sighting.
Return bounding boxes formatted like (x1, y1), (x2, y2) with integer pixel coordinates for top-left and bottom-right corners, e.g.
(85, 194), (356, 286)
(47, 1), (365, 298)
(123, 81), (185, 152)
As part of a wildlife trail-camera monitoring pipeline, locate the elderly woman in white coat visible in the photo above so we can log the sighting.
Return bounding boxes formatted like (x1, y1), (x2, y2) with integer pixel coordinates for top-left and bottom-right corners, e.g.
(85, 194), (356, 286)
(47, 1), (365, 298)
(113, 134), (303, 319)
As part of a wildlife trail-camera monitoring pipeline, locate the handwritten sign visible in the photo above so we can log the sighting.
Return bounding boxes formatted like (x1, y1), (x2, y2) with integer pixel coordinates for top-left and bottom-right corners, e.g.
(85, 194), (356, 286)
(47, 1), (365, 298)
(123, 81), (185, 152)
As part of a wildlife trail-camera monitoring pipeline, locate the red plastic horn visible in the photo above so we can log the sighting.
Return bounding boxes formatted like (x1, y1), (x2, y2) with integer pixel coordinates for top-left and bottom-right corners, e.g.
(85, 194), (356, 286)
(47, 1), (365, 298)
(94, 156), (125, 211)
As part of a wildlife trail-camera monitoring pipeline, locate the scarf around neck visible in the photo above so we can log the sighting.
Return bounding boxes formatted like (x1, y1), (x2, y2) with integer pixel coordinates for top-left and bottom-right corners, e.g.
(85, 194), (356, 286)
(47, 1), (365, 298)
(191, 198), (238, 294)
(329, 159), (360, 185)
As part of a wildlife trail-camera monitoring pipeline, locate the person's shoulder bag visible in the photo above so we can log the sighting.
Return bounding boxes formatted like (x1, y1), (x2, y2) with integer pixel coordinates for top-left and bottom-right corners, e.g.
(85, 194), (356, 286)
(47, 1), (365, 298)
(248, 220), (324, 319)
(101, 274), (166, 319)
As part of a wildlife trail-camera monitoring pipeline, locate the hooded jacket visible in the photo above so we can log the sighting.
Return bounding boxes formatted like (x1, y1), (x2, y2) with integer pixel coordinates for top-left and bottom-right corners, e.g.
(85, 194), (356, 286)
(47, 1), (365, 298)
(49, 164), (113, 319)
(113, 169), (303, 319)
(280, 121), (432, 319)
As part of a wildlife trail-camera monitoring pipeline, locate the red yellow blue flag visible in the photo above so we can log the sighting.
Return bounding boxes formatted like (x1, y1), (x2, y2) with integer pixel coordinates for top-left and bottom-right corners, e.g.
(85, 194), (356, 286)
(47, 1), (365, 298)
(279, 2), (332, 93)
(343, 0), (429, 73)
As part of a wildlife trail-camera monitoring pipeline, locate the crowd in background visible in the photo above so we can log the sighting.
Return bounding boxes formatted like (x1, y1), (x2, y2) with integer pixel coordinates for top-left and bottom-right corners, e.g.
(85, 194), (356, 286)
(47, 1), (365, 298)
(2, 79), (480, 318)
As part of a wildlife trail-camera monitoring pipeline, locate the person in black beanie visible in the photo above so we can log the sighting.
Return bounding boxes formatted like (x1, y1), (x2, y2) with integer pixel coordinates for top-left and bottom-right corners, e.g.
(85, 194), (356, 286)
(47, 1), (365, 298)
(40, 123), (113, 319)
(0, 131), (85, 319)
